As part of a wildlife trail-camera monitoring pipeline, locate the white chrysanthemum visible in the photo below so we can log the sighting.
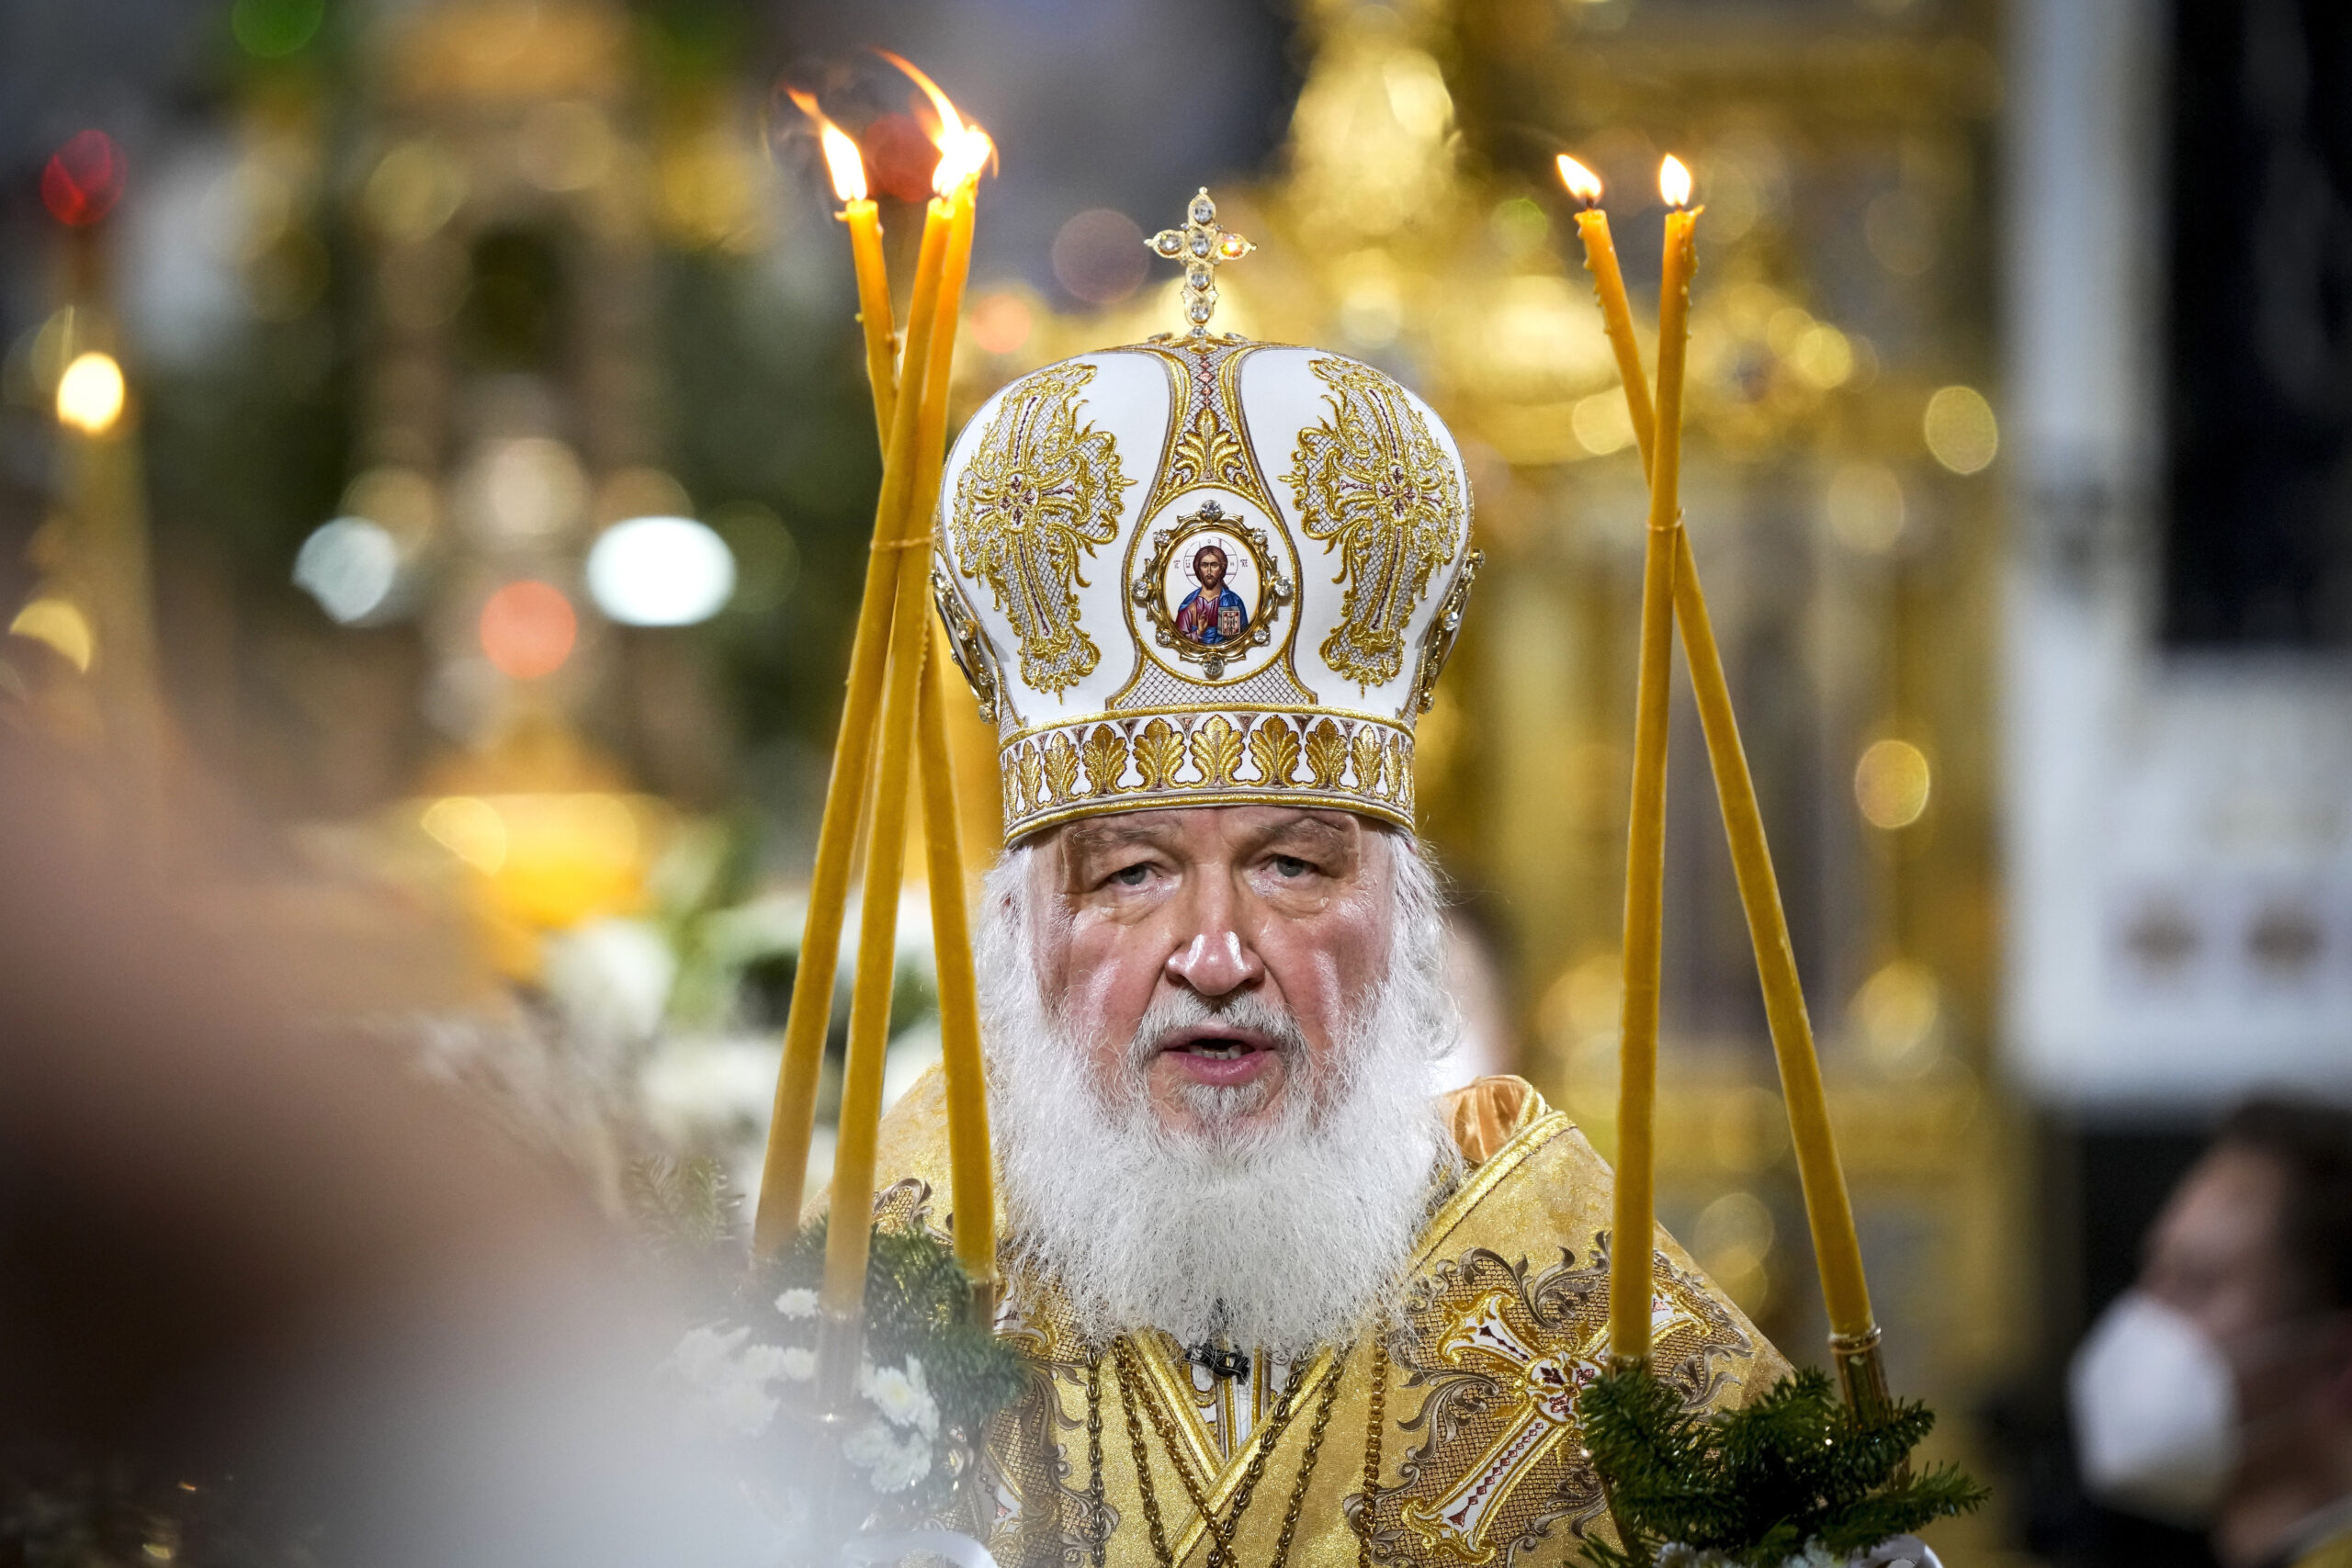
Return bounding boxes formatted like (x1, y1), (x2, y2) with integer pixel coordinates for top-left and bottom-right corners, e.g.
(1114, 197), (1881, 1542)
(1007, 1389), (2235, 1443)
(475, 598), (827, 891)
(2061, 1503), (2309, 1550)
(781, 1347), (817, 1382)
(671, 1324), (751, 1386)
(739, 1342), (794, 1381)
(775, 1288), (820, 1319)
(1789, 1544), (1844, 1568)
(861, 1358), (939, 1439)
(1657, 1547), (1730, 1568)
(666, 1324), (790, 1438)
(842, 1421), (933, 1494)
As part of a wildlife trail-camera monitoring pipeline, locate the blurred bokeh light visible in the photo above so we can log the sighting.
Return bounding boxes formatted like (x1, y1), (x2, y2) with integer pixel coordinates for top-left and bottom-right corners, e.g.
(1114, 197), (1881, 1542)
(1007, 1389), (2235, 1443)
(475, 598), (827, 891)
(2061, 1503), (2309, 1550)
(587, 516), (736, 627)
(479, 580), (578, 680)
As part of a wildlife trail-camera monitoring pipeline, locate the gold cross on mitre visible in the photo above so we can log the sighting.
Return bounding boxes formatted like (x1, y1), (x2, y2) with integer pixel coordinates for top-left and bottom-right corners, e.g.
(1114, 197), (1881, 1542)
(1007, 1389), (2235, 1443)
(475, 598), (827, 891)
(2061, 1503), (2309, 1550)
(1148, 187), (1254, 336)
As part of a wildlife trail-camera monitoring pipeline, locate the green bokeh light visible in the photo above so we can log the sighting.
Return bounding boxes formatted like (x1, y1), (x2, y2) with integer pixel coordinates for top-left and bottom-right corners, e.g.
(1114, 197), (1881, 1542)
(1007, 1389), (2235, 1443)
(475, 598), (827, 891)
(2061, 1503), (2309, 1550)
(232, 0), (325, 59)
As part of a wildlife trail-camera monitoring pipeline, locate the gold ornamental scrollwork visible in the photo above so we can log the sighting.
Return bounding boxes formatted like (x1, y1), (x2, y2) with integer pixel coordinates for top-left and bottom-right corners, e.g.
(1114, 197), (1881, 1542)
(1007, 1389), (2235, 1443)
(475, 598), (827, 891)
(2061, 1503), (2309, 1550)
(948, 361), (1134, 697)
(1284, 356), (1467, 690)
(1365, 1244), (1752, 1568)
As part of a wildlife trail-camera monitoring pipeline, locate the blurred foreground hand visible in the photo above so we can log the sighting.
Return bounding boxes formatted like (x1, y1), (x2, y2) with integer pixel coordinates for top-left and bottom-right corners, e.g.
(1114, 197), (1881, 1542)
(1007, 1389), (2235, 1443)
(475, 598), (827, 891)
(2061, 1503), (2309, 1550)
(0, 737), (779, 1568)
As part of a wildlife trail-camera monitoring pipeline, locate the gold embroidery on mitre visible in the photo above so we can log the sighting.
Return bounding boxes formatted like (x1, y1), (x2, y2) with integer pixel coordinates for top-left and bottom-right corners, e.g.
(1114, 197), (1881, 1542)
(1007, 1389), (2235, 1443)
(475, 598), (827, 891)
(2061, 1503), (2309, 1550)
(950, 361), (1134, 696)
(992, 709), (1414, 838)
(1285, 356), (1467, 690)
(1246, 714), (1301, 786)
(1081, 722), (1129, 795)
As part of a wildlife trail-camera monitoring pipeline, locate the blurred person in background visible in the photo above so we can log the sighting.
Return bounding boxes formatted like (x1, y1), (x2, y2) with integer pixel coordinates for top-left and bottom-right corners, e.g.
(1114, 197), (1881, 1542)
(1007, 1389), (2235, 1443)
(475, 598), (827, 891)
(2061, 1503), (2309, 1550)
(2071, 1098), (2352, 1568)
(0, 734), (771, 1568)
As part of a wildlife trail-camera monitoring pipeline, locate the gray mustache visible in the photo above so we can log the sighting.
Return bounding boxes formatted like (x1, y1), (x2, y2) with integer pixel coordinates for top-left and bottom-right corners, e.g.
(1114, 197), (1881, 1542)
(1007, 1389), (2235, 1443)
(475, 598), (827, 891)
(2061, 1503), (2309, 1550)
(1124, 990), (1311, 1071)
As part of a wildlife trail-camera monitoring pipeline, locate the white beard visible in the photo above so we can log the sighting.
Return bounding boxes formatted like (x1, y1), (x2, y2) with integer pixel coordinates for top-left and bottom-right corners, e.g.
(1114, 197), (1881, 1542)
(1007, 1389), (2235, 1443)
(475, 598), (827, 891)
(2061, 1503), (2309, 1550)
(978, 833), (1463, 1357)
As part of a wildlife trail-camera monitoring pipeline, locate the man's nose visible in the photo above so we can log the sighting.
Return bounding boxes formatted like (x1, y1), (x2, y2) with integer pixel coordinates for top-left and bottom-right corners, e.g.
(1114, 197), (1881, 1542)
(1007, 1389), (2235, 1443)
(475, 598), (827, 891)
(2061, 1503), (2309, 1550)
(1166, 930), (1261, 997)
(1164, 879), (1264, 998)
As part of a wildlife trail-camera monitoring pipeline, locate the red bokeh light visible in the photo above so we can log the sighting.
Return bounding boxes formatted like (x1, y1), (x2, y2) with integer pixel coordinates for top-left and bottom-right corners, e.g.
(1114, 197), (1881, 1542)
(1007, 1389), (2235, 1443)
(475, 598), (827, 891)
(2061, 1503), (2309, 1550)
(858, 114), (935, 204)
(479, 580), (577, 679)
(41, 131), (126, 228)
(968, 292), (1034, 355)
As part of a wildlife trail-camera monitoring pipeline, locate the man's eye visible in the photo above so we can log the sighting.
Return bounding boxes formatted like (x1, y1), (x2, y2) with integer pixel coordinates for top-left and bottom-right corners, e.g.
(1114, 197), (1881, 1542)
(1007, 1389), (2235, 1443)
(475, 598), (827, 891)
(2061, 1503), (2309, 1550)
(1110, 864), (1152, 886)
(1271, 855), (1311, 878)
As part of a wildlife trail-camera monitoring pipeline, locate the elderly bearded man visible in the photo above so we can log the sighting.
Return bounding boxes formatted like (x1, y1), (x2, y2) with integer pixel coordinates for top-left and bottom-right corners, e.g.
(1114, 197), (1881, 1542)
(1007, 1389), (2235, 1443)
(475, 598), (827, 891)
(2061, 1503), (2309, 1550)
(855, 291), (1791, 1567)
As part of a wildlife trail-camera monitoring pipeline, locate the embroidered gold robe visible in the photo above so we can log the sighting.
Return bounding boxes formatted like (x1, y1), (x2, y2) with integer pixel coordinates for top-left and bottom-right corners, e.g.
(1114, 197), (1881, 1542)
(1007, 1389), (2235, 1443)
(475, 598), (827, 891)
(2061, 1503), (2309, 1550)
(848, 1069), (1792, 1568)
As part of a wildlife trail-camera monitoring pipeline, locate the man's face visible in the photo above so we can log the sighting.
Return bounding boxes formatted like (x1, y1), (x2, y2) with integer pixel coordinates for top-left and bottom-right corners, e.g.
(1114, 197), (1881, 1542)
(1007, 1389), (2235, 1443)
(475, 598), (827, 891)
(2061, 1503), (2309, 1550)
(2143, 1146), (2299, 1351)
(1196, 552), (1226, 592)
(1021, 805), (1396, 1139)
(2139, 1145), (2343, 1468)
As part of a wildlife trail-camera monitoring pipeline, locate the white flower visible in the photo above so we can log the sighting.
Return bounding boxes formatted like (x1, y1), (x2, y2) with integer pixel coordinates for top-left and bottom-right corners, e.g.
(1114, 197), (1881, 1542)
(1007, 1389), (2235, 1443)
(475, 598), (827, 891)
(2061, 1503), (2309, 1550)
(739, 1342), (794, 1382)
(666, 1324), (792, 1439)
(775, 1288), (820, 1319)
(1785, 1543), (1844, 1568)
(781, 1347), (817, 1382)
(670, 1324), (751, 1388)
(842, 1421), (933, 1494)
(1658, 1548), (1730, 1568)
(861, 1357), (939, 1439)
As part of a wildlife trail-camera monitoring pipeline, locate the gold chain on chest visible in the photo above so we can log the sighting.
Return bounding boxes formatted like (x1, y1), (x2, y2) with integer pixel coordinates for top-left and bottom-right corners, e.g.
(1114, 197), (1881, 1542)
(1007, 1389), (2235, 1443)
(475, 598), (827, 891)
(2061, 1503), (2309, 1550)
(1088, 1355), (1110, 1568)
(1095, 1337), (1346, 1568)
(1354, 1335), (1386, 1568)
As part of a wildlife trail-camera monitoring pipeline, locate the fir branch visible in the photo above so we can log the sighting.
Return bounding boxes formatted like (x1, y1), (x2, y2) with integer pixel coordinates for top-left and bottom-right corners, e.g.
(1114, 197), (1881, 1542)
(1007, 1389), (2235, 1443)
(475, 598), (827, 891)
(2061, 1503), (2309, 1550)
(623, 1153), (741, 1258)
(1577, 1366), (1986, 1568)
(752, 1217), (1026, 1459)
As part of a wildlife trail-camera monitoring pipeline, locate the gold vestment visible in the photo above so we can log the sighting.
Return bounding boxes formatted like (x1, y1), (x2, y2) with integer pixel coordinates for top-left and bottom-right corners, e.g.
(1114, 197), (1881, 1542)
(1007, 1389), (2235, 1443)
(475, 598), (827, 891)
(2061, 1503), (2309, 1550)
(853, 1069), (1791, 1568)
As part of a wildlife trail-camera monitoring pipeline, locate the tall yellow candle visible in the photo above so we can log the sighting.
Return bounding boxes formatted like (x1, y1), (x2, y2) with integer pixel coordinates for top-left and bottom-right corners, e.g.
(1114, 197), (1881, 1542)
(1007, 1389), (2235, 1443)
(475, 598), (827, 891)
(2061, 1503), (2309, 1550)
(1560, 156), (1657, 466)
(817, 148), (982, 1393)
(795, 92), (898, 445)
(1562, 154), (1876, 1344)
(752, 190), (950, 1258)
(1609, 156), (1698, 1367)
(1671, 547), (1873, 1338)
(919, 627), (996, 1292)
(867, 59), (1000, 1292)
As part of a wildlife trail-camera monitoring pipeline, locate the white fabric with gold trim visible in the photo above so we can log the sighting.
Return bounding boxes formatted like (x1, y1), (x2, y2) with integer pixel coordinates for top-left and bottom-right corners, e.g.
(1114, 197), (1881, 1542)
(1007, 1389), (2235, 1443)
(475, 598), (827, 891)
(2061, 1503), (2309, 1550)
(932, 333), (1480, 841)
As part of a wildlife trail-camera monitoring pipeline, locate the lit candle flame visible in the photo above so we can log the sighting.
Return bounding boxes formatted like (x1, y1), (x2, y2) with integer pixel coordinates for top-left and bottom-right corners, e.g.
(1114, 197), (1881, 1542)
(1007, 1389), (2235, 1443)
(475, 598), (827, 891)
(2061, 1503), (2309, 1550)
(1659, 154), (1693, 209)
(1556, 154), (1603, 207)
(876, 50), (990, 197)
(787, 88), (867, 204)
(56, 351), (124, 435)
(876, 50), (965, 139)
(932, 127), (993, 196)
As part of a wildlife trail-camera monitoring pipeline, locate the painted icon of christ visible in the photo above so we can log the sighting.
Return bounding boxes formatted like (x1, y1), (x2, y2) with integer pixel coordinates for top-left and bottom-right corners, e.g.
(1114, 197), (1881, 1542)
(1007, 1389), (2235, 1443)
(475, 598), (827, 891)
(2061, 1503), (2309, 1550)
(1173, 544), (1250, 645)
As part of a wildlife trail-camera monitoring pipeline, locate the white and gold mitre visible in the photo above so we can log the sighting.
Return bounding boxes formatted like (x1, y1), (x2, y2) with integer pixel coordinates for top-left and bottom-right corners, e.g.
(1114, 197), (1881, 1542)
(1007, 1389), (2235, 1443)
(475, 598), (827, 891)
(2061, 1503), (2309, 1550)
(933, 190), (1481, 841)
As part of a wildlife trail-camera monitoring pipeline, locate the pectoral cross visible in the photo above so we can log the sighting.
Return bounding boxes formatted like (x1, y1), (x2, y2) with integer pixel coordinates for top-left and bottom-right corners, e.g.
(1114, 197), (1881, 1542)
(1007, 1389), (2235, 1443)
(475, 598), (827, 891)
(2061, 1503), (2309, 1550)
(1401, 1287), (1690, 1563)
(1149, 188), (1255, 337)
(1184, 1340), (1251, 1381)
